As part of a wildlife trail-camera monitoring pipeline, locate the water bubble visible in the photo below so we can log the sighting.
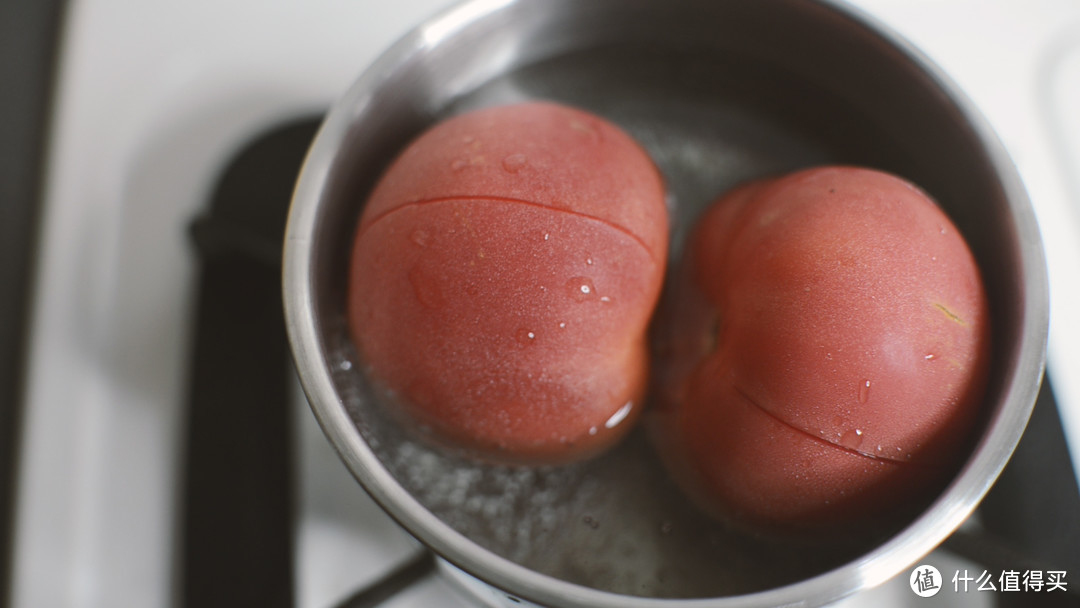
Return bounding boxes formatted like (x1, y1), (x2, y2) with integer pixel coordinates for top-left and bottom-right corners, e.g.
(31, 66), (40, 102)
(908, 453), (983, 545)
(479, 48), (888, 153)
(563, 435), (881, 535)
(410, 229), (431, 247)
(502, 153), (527, 173)
(586, 257), (594, 265)
(858, 379), (871, 403)
(338, 360), (353, 371)
(583, 515), (600, 529)
(558, 322), (567, 329)
(543, 233), (550, 241)
(660, 521), (674, 535)
(450, 159), (468, 171)
(588, 426), (598, 436)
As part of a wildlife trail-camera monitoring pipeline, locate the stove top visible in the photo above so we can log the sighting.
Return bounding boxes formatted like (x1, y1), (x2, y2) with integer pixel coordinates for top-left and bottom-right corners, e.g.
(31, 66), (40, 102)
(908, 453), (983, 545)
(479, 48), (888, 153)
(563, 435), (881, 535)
(7, 1), (1080, 607)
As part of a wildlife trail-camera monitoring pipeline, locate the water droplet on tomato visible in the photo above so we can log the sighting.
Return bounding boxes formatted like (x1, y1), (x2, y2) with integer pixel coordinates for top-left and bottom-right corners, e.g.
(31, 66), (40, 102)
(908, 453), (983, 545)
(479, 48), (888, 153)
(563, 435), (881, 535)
(569, 119), (602, 144)
(858, 379), (871, 403)
(605, 401), (633, 429)
(515, 328), (537, 346)
(410, 229), (431, 247)
(839, 429), (864, 450)
(408, 265), (445, 309)
(567, 277), (597, 302)
(502, 153), (527, 173)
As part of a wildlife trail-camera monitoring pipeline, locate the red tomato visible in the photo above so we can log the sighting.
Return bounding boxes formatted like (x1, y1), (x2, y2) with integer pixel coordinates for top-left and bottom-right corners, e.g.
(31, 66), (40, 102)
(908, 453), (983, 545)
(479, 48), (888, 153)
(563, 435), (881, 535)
(652, 166), (991, 530)
(348, 101), (668, 464)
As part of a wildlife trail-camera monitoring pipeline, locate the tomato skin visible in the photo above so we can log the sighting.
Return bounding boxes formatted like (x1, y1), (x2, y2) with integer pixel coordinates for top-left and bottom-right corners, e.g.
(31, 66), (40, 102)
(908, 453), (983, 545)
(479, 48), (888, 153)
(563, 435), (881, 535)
(653, 166), (990, 529)
(348, 102), (668, 464)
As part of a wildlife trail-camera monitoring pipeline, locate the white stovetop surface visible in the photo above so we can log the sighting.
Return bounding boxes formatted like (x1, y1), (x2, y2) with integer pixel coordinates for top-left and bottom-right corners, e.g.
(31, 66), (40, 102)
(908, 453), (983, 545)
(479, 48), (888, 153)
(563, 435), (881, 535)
(11, 1), (1080, 607)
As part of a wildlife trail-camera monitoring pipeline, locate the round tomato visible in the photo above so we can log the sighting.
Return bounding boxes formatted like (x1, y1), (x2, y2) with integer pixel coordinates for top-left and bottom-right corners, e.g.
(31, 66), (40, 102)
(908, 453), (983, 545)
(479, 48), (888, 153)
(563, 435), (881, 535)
(349, 101), (668, 464)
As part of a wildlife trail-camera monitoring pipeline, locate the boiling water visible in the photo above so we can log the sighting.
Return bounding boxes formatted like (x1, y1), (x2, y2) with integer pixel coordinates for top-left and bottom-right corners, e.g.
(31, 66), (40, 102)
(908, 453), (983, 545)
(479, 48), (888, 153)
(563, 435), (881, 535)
(328, 323), (904, 599)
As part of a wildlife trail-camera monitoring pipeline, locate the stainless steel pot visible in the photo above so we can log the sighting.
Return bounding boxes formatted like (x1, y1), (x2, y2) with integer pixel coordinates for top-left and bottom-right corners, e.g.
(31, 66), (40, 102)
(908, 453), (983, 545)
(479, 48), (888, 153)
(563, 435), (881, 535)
(283, 0), (1049, 606)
